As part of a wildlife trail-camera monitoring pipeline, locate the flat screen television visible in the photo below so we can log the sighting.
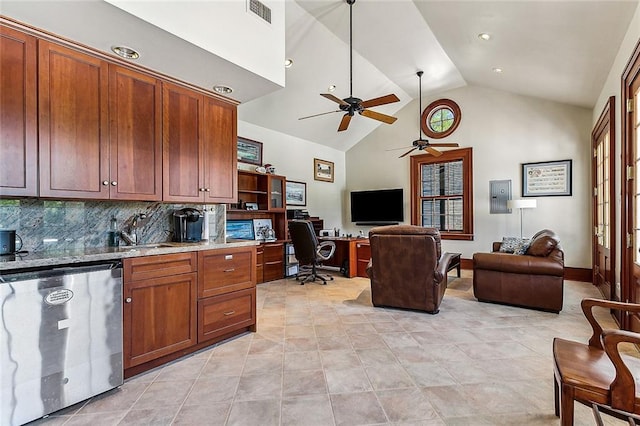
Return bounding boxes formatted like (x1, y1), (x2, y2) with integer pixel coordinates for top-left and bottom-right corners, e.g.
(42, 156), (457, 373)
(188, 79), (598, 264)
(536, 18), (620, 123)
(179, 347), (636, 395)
(350, 188), (403, 225)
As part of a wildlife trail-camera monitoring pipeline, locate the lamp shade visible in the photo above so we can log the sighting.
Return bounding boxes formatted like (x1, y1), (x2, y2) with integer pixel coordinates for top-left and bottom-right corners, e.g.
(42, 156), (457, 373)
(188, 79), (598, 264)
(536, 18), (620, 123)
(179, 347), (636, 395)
(507, 199), (537, 209)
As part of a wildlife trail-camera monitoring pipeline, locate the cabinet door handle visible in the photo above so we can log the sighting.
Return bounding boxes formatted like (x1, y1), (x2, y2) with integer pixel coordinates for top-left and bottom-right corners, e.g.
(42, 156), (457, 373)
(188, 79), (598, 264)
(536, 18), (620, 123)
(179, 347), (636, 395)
(111, 181), (117, 186)
(224, 268), (235, 272)
(199, 187), (205, 192)
(102, 180), (109, 186)
(125, 297), (132, 303)
(205, 188), (210, 192)
(223, 311), (235, 316)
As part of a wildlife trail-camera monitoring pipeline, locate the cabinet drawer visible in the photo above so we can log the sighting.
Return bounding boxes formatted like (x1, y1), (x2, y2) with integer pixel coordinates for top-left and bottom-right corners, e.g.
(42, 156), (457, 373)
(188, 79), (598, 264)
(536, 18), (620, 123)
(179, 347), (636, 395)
(263, 243), (283, 262)
(198, 246), (256, 298)
(124, 252), (197, 282)
(198, 288), (256, 343)
(263, 262), (283, 282)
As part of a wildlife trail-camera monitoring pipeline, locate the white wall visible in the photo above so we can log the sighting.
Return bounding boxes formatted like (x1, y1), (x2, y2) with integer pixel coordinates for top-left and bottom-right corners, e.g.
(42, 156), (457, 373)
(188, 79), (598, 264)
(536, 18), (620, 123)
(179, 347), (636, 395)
(346, 85), (592, 268)
(237, 120), (346, 233)
(592, 5), (640, 289)
(106, 0), (285, 87)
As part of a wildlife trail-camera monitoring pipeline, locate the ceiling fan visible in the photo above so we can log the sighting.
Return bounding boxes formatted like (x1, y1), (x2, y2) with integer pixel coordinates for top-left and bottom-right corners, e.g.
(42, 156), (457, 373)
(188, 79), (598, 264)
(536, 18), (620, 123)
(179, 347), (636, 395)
(394, 71), (459, 158)
(298, 0), (400, 132)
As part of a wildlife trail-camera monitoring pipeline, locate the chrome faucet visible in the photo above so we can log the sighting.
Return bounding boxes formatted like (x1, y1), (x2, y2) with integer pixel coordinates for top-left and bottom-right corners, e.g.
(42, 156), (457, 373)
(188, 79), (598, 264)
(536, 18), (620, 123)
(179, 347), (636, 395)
(121, 213), (147, 246)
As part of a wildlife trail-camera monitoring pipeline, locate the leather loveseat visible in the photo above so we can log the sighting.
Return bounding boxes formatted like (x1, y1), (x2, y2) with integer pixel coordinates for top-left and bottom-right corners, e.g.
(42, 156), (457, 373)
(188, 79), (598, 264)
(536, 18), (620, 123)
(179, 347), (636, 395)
(472, 229), (564, 313)
(366, 225), (455, 314)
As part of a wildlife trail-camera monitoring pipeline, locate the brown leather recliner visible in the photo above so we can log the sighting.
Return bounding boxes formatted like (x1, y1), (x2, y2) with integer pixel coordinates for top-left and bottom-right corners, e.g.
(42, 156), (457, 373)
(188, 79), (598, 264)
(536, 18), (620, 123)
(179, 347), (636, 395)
(472, 229), (564, 313)
(366, 225), (455, 314)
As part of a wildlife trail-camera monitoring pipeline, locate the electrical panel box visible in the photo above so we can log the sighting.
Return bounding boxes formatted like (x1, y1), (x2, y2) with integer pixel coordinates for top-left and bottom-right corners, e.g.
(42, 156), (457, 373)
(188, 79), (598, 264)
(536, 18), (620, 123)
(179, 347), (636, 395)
(490, 180), (512, 214)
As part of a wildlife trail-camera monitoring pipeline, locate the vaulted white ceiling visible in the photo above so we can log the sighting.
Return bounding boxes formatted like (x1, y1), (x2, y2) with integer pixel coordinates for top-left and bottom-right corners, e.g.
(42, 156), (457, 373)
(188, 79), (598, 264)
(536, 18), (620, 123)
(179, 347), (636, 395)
(240, 0), (638, 150)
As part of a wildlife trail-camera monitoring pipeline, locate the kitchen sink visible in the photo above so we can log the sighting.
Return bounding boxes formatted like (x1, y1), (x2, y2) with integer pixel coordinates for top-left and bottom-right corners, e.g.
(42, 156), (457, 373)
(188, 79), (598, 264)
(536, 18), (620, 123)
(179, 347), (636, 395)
(118, 243), (177, 251)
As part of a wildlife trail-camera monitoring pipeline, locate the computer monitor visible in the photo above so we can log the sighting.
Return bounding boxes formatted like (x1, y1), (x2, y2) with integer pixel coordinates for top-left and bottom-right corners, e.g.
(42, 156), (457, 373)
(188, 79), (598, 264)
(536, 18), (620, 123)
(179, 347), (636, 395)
(226, 219), (255, 240)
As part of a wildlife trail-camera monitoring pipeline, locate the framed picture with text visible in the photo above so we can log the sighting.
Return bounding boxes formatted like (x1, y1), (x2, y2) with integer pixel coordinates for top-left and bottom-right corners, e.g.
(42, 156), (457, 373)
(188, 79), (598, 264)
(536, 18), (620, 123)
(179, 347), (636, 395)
(314, 158), (334, 183)
(237, 137), (263, 165)
(522, 159), (572, 197)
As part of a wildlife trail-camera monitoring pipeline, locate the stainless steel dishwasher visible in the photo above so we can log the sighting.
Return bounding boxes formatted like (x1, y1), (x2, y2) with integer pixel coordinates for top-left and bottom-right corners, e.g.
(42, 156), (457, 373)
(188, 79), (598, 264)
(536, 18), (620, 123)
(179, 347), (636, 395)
(1, 261), (123, 426)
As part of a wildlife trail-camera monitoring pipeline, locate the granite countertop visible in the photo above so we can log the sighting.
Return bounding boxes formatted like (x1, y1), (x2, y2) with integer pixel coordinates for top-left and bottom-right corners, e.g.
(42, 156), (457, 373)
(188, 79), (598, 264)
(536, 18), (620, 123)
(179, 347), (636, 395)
(0, 240), (259, 272)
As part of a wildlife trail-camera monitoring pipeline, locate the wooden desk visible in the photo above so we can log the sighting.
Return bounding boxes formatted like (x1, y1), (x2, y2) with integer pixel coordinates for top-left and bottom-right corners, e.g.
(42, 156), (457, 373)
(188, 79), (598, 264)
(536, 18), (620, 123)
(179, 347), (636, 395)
(320, 237), (369, 278)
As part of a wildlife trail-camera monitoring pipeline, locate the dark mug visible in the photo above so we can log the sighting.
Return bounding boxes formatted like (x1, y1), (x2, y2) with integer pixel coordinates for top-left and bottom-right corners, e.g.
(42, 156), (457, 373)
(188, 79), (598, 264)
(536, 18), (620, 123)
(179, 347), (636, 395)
(0, 230), (22, 255)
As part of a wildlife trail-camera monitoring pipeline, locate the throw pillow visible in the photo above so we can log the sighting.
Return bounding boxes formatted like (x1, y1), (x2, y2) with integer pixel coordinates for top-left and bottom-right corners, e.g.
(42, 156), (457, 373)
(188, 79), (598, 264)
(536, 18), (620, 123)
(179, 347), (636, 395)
(499, 237), (528, 253)
(527, 236), (558, 256)
(513, 240), (530, 255)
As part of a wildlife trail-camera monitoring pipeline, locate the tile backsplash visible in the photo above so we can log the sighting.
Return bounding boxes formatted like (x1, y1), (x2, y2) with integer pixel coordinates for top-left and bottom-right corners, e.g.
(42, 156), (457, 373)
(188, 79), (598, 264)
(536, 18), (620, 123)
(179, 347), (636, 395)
(0, 199), (225, 252)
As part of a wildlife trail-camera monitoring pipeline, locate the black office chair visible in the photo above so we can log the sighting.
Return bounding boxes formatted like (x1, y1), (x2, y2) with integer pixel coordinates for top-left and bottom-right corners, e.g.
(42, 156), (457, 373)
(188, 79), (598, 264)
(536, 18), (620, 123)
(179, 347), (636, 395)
(288, 220), (336, 285)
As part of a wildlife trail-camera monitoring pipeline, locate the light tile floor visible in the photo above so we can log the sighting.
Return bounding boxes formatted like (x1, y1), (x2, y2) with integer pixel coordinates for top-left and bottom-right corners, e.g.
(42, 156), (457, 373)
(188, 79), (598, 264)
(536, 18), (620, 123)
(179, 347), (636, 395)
(32, 270), (636, 425)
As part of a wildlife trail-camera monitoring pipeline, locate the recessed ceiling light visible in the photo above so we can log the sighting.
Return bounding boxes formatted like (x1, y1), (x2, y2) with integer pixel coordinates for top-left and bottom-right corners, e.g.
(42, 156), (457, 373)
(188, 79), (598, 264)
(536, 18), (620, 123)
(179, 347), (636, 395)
(492, 67), (503, 74)
(111, 45), (140, 60)
(478, 33), (491, 41)
(284, 58), (293, 68)
(213, 85), (233, 94)
(328, 85), (336, 92)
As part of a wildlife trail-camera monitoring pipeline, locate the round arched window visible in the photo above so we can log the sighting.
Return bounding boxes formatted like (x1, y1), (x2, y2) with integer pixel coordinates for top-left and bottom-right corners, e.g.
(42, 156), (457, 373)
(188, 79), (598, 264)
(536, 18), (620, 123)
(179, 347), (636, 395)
(420, 98), (461, 139)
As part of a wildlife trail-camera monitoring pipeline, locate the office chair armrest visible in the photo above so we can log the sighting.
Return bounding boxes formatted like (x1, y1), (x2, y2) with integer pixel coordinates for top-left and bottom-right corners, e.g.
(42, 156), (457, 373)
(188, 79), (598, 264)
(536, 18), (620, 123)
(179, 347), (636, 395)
(317, 241), (336, 261)
(601, 328), (640, 412)
(582, 298), (640, 349)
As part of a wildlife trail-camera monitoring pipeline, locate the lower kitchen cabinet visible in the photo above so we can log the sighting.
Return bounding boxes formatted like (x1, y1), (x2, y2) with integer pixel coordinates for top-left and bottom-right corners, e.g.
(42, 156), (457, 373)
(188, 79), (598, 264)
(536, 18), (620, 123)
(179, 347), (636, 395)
(198, 287), (256, 342)
(123, 253), (198, 369)
(123, 247), (256, 376)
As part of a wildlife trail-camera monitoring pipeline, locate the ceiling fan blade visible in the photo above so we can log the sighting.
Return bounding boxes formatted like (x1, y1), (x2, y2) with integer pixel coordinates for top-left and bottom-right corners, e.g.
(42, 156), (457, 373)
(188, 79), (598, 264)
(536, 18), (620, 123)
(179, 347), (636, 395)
(399, 147), (418, 158)
(425, 146), (444, 157)
(338, 114), (352, 132)
(360, 93), (400, 109)
(298, 110), (341, 120)
(321, 93), (349, 106)
(385, 146), (414, 151)
(360, 109), (397, 124)
(428, 143), (460, 147)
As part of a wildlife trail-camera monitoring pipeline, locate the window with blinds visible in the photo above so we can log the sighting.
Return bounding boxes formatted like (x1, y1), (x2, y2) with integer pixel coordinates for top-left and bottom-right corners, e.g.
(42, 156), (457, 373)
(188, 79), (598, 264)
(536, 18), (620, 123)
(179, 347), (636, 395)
(421, 161), (463, 231)
(410, 148), (473, 240)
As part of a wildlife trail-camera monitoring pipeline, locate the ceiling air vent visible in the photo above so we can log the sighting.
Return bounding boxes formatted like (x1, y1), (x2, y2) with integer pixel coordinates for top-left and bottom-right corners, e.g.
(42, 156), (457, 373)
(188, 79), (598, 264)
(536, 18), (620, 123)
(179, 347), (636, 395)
(249, 0), (271, 24)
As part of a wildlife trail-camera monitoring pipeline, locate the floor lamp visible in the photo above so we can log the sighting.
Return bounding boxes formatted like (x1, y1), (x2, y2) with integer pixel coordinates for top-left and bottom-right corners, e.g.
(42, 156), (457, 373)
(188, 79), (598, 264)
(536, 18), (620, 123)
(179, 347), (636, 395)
(507, 199), (537, 238)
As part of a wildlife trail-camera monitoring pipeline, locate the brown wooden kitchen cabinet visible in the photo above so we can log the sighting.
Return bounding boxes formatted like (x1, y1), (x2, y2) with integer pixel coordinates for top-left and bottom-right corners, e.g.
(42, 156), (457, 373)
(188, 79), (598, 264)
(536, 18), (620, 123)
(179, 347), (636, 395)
(123, 252), (198, 369)
(163, 82), (237, 203)
(38, 40), (110, 199)
(197, 246), (256, 343)
(0, 25), (37, 197)
(38, 40), (163, 200)
(198, 246), (255, 298)
(108, 65), (162, 201)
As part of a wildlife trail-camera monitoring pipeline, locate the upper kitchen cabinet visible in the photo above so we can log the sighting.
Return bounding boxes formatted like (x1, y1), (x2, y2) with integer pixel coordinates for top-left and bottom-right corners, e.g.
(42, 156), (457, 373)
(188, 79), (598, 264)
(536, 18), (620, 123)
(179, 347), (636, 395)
(163, 82), (237, 203)
(39, 41), (163, 201)
(38, 40), (110, 199)
(0, 26), (37, 197)
(202, 96), (237, 203)
(109, 65), (162, 201)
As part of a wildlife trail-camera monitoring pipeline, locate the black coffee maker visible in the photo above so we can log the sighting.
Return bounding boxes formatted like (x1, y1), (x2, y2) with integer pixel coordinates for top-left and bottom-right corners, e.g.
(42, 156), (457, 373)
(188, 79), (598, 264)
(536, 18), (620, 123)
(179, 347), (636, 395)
(173, 208), (204, 242)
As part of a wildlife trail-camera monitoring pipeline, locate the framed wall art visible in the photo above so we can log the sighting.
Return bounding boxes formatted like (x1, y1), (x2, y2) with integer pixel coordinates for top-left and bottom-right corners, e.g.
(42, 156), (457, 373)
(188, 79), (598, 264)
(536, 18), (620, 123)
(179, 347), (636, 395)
(314, 158), (334, 183)
(237, 137), (263, 165)
(522, 159), (572, 197)
(286, 180), (307, 206)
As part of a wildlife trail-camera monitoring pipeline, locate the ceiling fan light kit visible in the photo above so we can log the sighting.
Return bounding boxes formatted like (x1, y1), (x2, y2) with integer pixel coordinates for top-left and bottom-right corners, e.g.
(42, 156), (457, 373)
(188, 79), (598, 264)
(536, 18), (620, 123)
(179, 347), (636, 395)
(298, 0), (400, 132)
(398, 71), (459, 158)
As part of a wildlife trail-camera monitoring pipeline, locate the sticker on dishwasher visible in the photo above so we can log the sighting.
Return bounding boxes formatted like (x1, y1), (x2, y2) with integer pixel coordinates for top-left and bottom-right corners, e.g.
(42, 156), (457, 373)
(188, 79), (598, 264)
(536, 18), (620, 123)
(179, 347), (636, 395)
(45, 289), (74, 305)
